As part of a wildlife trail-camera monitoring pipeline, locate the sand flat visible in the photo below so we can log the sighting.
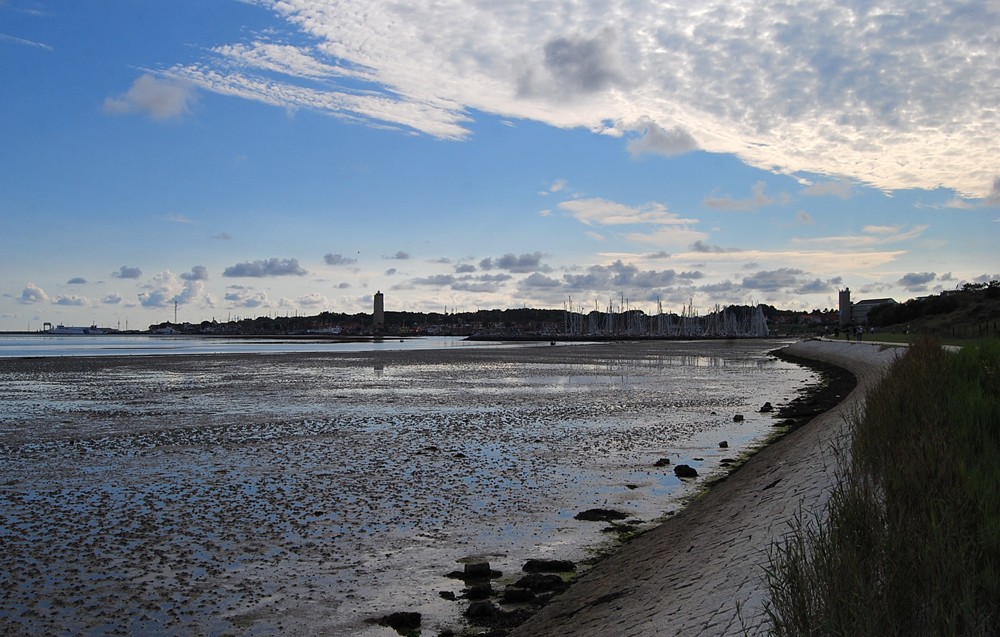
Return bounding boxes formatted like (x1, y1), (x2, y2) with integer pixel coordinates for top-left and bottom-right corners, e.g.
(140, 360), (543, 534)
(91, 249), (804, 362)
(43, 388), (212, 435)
(0, 340), (813, 636)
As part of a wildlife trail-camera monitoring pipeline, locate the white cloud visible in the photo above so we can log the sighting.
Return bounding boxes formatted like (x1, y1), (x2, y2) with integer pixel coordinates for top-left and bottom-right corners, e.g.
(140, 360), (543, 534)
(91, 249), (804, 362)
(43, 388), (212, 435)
(138, 271), (212, 308)
(558, 198), (697, 227)
(297, 292), (329, 306)
(104, 74), (197, 120)
(20, 283), (48, 304)
(625, 227), (710, 248)
(794, 224), (928, 248)
(53, 295), (88, 306)
(225, 288), (271, 308)
(212, 41), (356, 79)
(163, 0), (1000, 197)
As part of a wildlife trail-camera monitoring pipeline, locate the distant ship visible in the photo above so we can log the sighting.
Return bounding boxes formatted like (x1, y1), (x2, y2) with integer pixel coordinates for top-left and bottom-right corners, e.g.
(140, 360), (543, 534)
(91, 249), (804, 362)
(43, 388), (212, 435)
(46, 324), (106, 335)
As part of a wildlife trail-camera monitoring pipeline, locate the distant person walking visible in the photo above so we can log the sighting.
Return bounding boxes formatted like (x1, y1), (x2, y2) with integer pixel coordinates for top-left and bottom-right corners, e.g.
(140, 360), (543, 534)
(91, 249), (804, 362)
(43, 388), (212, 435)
(857, 326), (863, 341)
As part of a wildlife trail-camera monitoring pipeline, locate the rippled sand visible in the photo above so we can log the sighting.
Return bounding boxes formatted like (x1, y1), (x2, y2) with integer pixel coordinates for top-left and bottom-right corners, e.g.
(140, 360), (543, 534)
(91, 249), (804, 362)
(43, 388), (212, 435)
(0, 340), (813, 636)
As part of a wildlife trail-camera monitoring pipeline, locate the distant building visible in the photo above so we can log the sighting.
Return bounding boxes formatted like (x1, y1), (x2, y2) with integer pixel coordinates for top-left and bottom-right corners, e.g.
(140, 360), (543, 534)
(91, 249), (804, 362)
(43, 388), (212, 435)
(851, 298), (896, 324)
(839, 287), (896, 325)
(373, 291), (384, 331)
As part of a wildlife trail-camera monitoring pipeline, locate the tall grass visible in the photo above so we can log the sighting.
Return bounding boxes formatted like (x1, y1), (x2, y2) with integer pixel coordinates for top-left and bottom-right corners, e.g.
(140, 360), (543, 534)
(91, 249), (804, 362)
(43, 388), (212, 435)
(764, 338), (1000, 636)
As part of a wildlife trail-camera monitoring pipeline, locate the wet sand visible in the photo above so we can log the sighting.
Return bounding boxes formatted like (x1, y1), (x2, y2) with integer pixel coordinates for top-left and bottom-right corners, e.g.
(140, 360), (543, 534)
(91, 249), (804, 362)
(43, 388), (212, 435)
(0, 340), (815, 636)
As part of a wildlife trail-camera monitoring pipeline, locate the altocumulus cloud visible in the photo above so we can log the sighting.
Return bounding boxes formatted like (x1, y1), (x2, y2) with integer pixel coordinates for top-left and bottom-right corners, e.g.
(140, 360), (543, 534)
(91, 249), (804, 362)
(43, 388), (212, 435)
(166, 0), (1000, 197)
(223, 258), (307, 277)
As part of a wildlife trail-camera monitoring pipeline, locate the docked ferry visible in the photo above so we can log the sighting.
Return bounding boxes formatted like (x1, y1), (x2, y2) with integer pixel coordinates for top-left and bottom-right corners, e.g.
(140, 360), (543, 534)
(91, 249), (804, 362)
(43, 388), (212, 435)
(45, 324), (106, 335)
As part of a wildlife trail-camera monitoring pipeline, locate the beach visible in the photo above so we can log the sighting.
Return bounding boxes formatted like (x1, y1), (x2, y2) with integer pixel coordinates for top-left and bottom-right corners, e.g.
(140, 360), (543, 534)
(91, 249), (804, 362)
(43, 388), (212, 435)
(0, 339), (815, 636)
(511, 339), (902, 636)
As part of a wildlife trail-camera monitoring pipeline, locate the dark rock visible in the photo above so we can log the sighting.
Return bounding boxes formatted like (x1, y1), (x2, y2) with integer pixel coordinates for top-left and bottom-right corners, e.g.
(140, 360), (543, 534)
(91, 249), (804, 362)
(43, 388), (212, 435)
(465, 600), (499, 619)
(733, 414), (744, 422)
(522, 559), (575, 573)
(719, 441), (728, 449)
(674, 464), (699, 478)
(453, 452), (467, 458)
(759, 402), (774, 412)
(464, 562), (492, 579)
(439, 590), (456, 601)
(463, 583), (493, 600)
(513, 573), (566, 592)
(376, 611), (421, 634)
(654, 458), (671, 467)
(437, 630), (456, 637)
(626, 484), (639, 490)
(574, 508), (628, 522)
(502, 587), (536, 603)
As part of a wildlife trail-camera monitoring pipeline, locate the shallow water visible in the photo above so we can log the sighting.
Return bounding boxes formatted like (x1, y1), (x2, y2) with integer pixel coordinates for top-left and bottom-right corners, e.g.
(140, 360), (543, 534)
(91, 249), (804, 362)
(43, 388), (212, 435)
(0, 340), (813, 636)
(0, 334), (547, 358)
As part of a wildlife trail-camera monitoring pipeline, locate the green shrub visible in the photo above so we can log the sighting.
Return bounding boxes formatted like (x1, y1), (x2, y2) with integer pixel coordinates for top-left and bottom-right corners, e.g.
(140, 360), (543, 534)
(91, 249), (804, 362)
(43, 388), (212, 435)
(764, 338), (1000, 636)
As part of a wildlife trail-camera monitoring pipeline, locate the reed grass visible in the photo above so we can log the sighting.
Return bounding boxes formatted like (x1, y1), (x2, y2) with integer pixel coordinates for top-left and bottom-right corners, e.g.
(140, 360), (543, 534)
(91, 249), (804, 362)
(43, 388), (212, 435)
(763, 337), (1000, 636)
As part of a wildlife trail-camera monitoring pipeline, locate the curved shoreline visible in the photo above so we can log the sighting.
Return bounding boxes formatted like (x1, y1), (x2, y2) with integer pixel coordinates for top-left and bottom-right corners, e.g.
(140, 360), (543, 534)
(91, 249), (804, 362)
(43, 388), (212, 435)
(510, 339), (903, 636)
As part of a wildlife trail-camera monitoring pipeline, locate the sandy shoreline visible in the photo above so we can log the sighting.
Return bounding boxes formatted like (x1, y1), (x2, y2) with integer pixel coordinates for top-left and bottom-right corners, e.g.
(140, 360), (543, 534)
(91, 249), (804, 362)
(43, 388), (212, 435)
(510, 339), (903, 636)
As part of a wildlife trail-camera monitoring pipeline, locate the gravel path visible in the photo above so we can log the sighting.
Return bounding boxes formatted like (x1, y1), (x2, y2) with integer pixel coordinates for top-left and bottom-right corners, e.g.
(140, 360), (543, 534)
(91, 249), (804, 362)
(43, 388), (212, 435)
(511, 339), (903, 637)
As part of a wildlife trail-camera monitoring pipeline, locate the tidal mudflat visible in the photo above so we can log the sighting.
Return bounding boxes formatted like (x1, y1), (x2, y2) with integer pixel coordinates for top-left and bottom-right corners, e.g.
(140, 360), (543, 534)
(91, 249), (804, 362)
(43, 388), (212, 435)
(0, 340), (814, 636)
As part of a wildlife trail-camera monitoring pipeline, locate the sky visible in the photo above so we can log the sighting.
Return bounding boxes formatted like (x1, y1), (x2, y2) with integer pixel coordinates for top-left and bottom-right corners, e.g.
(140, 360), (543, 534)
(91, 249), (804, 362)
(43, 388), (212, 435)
(1, 0), (998, 331)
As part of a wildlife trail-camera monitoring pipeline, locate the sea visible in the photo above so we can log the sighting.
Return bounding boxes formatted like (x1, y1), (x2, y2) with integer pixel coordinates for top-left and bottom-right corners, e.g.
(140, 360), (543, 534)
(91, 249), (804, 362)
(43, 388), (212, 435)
(0, 335), (814, 636)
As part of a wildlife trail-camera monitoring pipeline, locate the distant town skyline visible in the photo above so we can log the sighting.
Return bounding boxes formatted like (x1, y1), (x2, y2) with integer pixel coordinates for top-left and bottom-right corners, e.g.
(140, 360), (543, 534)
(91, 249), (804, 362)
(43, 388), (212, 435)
(1, 0), (998, 331)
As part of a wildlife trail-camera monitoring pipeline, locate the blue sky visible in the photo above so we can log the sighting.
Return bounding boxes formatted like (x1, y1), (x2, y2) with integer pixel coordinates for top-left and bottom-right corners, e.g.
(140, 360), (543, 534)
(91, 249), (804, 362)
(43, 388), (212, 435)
(1, 0), (998, 331)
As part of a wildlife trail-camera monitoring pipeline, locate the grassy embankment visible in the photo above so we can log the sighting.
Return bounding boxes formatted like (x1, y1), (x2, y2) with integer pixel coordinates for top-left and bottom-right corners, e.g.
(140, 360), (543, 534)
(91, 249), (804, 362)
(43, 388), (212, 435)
(868, 284), (1000, 346)
(763, 337), (1000, 636)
